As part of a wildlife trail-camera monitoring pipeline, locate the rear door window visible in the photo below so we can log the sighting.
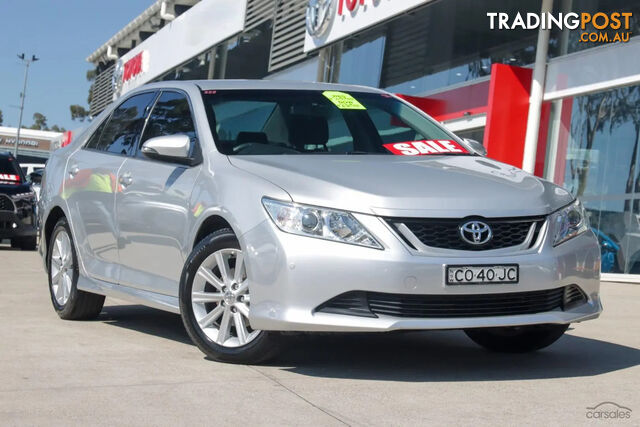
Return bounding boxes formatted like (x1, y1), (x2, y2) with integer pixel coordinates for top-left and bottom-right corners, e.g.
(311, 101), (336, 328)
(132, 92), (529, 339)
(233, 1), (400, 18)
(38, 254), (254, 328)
(85, 118), (109, 150)
(95, 92), (157, 156)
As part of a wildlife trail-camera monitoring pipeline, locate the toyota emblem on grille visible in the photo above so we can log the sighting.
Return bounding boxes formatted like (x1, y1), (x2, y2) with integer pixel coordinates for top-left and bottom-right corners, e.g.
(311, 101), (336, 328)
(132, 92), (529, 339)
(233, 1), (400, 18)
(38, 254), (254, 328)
(459, 221), (492, 245)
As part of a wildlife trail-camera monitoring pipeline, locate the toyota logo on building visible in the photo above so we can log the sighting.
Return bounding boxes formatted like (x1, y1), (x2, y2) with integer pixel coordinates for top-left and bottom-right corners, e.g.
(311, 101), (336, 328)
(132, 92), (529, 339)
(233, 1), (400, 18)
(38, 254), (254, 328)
(306, 0), (335, 38)
(459, 221), (493, 245)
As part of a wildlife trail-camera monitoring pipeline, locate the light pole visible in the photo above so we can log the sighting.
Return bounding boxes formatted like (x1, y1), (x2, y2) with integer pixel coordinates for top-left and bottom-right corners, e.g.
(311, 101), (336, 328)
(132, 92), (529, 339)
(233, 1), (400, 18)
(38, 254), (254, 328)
(14, 53), (39, 157)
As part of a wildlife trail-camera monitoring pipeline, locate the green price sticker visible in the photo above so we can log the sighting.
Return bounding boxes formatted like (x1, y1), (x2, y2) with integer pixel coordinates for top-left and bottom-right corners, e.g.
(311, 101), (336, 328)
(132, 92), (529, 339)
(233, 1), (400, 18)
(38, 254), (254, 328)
(322, 91), (367, 110)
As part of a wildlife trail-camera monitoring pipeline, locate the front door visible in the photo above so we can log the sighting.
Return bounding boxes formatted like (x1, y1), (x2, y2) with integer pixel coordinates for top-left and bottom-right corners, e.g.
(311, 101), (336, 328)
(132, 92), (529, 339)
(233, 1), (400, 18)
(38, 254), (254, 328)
(115, 90), (201, 296)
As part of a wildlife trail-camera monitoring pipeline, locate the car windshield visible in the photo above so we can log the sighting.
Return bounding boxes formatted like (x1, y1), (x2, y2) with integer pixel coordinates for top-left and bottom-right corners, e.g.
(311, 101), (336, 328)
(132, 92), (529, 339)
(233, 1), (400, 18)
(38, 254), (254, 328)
(0, 157), (23, 183)
(202, 90), (471, 156)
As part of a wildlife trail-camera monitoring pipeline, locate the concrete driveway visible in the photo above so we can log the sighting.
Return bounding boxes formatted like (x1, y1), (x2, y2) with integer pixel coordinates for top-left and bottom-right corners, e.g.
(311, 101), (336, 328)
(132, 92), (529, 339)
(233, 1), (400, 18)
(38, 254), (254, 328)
(0, 246), (638, 426)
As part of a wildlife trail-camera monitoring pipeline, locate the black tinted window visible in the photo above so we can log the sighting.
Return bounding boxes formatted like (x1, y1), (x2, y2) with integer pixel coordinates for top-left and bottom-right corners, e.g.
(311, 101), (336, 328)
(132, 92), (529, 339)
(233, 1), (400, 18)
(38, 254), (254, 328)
(96, 92), (157, 155)
(0, 157), (22, 183)
(139, 91), (197, 157)
(84, 118), (108, 150)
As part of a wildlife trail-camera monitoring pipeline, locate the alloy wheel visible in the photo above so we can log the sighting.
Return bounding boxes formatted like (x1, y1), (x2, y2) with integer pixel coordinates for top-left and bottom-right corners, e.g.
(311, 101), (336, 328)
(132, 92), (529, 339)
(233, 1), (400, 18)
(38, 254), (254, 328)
(50, 229), (74, 306)
(191, 248), (259, 348)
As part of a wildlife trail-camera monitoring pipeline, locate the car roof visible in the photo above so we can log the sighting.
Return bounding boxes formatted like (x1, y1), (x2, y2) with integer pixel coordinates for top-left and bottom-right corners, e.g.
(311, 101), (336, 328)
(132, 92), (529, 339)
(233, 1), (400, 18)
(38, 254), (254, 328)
(132, 79), (387, 94)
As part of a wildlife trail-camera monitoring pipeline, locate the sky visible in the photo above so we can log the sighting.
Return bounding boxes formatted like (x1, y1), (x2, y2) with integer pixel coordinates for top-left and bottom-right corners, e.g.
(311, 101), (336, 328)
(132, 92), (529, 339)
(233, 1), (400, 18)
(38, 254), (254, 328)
(0, 0), (153, 132)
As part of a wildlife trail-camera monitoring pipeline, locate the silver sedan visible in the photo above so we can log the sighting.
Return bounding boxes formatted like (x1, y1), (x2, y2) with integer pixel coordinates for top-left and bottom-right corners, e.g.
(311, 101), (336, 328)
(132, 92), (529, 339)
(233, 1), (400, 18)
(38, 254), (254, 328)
(38, 80), (601, 363)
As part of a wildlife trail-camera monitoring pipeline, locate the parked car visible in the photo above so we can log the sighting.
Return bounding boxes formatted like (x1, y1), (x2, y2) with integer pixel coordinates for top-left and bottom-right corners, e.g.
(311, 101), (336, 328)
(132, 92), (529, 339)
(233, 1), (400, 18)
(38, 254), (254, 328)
(0, 152), (38, 250)
(38, 81), (602, 363)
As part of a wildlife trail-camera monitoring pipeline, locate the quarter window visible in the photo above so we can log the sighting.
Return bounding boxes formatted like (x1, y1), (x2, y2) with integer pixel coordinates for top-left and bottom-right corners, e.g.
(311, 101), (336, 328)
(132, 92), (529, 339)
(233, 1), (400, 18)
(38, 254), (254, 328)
(139, 91), (198, 157)
(95, 92), (157, 156)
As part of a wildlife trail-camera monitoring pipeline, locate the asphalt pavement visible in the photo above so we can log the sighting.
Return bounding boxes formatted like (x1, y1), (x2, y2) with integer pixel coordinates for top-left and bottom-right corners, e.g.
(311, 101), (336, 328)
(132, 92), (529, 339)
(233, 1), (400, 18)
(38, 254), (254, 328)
(0, 245), (638, 426)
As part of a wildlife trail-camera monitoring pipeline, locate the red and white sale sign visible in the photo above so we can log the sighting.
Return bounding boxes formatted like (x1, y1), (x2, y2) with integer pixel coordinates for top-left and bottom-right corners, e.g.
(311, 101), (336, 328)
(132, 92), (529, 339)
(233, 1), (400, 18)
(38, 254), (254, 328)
(0, 174), (20, 182)
(383, 140), (469, 156)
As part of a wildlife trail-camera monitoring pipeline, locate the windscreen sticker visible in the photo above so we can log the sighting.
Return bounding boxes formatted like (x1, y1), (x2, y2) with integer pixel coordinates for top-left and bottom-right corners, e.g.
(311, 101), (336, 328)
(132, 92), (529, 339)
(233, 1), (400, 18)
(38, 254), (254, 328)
(383, 140), (469, 156)
(322, 91), (367, 110)
(0, 174), (20, 182)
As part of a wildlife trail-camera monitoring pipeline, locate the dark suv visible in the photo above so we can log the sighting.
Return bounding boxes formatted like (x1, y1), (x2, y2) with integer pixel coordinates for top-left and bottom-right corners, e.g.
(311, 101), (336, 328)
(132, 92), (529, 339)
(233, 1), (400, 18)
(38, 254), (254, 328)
(0, 152), (37, 250)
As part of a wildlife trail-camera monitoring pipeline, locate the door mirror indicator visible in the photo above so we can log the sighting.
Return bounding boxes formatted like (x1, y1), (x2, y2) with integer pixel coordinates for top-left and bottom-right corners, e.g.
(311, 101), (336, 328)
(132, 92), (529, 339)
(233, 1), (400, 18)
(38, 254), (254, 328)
(464, 138), (487, 156)
(141, 135), (193, 164)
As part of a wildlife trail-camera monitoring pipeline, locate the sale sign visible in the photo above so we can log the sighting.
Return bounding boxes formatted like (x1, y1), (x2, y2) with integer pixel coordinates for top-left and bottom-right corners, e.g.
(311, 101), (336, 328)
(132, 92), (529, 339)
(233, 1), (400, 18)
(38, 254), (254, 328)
(0, 174), (20, 182)
(383, 140), (470, 156)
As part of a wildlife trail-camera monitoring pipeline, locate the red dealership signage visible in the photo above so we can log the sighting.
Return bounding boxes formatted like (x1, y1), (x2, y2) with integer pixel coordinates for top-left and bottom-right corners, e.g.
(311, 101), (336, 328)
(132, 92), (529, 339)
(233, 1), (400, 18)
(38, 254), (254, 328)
(122, 51), (149, 83)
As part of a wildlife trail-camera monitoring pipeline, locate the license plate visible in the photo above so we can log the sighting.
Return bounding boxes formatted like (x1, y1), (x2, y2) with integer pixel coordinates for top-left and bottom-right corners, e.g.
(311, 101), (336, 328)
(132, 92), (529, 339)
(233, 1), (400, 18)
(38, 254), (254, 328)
(446, 264), (519, 285)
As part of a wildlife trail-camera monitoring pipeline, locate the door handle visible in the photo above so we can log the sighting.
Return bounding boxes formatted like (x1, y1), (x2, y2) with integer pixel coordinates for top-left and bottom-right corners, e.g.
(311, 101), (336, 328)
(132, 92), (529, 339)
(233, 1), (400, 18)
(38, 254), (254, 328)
(119, 172), (133, 187)
(69, 165), (79, 178)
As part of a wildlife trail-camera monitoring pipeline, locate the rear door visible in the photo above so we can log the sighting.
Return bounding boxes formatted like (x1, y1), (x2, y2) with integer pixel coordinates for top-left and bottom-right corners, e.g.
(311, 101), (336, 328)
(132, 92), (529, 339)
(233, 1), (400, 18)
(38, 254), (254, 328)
(115, 90), (202, 296)
(64, 91), (157, 282)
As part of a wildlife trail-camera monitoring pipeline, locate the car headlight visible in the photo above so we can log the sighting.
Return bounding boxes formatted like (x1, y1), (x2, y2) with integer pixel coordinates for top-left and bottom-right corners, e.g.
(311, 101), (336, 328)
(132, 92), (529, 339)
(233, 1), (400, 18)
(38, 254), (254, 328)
(262, 198), (383, 249)
(552, 200), (589, 246)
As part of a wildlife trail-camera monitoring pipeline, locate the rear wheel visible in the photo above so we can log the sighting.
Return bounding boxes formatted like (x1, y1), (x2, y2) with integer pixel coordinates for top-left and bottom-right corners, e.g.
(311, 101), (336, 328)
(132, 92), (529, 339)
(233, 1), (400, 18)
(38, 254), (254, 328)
(180, 229), (280, 364)
(464, 324), (569, 353)
(48, 218), (105, 320)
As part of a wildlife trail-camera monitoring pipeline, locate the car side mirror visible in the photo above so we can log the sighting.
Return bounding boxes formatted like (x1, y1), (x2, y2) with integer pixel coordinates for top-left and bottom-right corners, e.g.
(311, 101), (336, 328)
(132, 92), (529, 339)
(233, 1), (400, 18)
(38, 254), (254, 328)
(141, 135), (192, 164)
(28, 172), (42, 184)
(464, 138), (487, 156)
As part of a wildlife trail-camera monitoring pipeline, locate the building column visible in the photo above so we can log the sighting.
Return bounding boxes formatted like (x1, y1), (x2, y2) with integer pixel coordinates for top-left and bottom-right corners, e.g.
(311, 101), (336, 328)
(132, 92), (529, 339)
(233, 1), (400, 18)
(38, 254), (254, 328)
(522, 0), (554, 173)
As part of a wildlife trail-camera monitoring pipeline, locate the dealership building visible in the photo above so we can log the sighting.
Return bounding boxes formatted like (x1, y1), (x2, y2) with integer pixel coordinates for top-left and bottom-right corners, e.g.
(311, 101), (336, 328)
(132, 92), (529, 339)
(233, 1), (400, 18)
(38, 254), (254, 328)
(0, 126), (64, 163)
(86, 0), (640, 280)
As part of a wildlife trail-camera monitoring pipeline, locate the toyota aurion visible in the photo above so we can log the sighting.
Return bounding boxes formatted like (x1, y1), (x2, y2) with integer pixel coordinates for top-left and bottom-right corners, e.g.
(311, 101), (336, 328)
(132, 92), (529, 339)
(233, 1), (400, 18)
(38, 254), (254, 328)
(38, 81), (601, 363)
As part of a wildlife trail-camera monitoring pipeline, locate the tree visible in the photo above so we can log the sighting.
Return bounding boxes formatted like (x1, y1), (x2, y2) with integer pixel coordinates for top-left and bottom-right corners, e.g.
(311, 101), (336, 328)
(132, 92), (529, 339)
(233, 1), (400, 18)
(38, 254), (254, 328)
(50, 125), (66, 132)
(70, 104), (90, 122)
(30, 112), (48, 130)
(0, 109), (3, 126)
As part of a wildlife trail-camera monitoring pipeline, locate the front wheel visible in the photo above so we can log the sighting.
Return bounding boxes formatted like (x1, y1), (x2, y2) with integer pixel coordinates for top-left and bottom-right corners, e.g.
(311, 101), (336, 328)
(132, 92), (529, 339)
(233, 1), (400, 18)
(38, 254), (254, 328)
(179, 229), (280, 364)
(464, 324), (569, 353)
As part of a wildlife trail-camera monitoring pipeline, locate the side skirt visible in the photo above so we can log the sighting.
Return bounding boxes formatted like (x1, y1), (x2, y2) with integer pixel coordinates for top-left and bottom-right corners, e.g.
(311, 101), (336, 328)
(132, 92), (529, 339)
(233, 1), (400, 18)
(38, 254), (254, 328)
(77, 275), (180, 314)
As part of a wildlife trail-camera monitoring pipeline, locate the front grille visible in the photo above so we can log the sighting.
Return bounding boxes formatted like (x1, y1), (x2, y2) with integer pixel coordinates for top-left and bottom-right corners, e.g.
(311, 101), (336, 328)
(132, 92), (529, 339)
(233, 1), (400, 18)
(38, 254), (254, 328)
(316, 286), (584, 318)
(389, 216), (546, 251)
(0, 195), (15, 212)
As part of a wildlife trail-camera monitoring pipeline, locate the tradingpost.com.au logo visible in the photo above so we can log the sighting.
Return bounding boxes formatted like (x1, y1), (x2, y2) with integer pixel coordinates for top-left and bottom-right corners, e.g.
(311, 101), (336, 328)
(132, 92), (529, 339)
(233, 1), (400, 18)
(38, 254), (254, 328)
(487, 12), (633, 44)
(586, 402), (632, 420)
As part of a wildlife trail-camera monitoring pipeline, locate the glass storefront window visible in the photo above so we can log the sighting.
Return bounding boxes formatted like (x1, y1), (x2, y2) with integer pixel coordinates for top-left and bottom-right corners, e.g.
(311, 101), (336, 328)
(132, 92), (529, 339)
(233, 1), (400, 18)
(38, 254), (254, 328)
(380, 0), (541, 95)
(267, 56), (319, 81)
(224, 21), (273, 79)
(338, 32), (386, 88)
(549, 0), (640, 57)
(551, 84), (640, 273)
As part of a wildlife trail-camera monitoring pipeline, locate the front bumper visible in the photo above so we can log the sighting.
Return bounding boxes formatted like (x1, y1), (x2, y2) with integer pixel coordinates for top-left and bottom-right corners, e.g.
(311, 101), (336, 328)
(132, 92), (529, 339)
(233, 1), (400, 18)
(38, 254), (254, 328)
(241, 213), (602, 332)
(0, 210), (37, 239)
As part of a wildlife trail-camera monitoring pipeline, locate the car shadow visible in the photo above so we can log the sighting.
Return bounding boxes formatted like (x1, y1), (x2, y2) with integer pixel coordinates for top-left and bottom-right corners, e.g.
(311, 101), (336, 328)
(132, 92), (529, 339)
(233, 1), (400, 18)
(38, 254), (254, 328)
(98, 304), (193, 345)
(98, 304), (640, 382)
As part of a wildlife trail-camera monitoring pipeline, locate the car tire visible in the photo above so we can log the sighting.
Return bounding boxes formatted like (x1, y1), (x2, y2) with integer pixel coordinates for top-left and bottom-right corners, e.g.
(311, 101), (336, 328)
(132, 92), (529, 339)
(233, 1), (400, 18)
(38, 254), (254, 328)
(464, 324), (569, 353)
(179, 228), (281, 364)
(48, 217), (105, 320)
